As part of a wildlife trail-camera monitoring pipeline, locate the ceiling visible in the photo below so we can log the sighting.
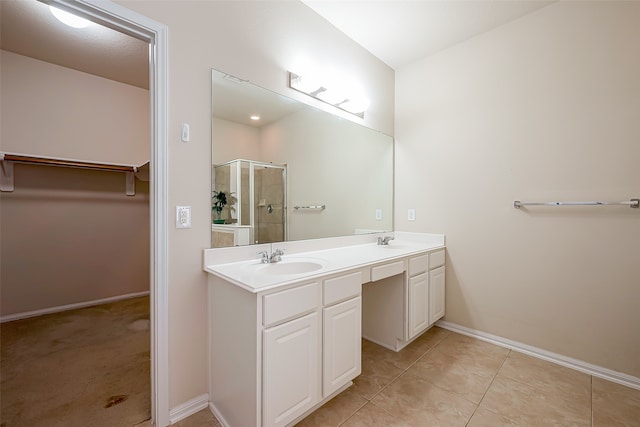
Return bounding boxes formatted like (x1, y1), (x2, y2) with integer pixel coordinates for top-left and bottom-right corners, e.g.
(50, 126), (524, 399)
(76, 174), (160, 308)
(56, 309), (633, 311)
(0, 0), (149, 89)
(302, 0), (554, 70)
(1, 0), (554, 120)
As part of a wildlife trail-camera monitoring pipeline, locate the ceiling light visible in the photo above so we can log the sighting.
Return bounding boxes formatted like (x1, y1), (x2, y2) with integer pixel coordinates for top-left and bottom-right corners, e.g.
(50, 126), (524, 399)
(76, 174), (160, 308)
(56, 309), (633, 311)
(49, 6), (90, 28)
(250, 115), (261, 121)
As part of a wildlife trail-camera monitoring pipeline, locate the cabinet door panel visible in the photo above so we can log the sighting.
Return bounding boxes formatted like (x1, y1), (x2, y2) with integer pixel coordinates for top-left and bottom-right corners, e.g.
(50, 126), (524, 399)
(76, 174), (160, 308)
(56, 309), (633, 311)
(429, 266), (446, 324)
(408, 272), (429, 339)
(323, 297), (362, 396)
(263, 312), (320, 427)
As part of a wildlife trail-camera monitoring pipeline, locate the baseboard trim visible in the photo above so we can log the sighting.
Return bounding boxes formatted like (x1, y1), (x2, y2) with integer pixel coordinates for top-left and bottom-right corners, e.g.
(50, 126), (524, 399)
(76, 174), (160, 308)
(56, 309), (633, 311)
(436, 320), (640, 391)
(0, 291), (150, 323)
(169, 393), (209, 425)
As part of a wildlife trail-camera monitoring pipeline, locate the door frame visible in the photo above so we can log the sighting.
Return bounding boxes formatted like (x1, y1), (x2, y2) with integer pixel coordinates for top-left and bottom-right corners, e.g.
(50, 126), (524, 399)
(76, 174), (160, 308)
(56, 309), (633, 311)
(49, 1), (170, 425)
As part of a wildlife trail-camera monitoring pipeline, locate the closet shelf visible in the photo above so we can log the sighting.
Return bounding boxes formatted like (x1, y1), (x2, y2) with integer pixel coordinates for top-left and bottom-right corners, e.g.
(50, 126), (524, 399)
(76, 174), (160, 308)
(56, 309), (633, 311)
(0, 152), (147, 196)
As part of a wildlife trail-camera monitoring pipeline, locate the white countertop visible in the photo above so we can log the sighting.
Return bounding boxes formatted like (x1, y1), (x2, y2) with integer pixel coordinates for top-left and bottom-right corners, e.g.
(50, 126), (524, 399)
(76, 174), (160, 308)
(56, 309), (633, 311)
(204, 233), (445, 293)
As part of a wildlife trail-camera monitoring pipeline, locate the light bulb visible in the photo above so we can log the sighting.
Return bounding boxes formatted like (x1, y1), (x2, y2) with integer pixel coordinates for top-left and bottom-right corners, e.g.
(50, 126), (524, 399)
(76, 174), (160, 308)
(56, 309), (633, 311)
(50, 6), (90, 28)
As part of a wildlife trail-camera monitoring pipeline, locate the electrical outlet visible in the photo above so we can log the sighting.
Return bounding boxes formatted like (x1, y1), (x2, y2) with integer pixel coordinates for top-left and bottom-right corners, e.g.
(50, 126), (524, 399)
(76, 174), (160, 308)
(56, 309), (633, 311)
(375, 209), (383, 220)
(176, 205), (192, 228)
(408, 208), (416, 221)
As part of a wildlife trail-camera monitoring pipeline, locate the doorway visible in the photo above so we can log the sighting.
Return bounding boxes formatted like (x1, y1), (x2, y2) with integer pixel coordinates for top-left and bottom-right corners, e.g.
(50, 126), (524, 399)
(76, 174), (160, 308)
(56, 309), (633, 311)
(0, 0), (169, 425)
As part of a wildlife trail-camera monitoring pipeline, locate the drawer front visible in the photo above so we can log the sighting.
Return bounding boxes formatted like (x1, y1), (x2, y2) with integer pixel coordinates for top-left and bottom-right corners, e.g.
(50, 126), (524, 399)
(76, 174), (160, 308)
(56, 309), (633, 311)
(408, 254), (429, 276)
(429, 250), (445, 269)
(263, 282), (320, 327)
(323, 271), (362, 306)
(371, 260), (405, 281)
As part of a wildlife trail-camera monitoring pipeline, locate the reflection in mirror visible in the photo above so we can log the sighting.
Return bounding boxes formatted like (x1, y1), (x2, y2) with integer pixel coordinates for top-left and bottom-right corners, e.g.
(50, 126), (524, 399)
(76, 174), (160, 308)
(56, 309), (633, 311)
(211, 68), (393, 247)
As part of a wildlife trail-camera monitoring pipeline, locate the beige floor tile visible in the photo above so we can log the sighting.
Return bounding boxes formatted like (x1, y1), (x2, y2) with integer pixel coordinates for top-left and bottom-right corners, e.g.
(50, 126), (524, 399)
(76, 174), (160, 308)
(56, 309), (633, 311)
(360, 327), (448, 372)
(410, 344), (504, 404)
(435, 332), (510, 361)
(388, 326), (449, 370)
(341, 402), (411, 427)
(466, 407), (519, 427)
(132, 420), (153, 427)
(499, 351), (591, 402)
(295, 387), (367, 427)
(178, 408), (220, 427)
(353, 341), (404, 399)
(371, 370), (477, 426)
(480, 374), (590, 426)
(592, 377), (640, 427)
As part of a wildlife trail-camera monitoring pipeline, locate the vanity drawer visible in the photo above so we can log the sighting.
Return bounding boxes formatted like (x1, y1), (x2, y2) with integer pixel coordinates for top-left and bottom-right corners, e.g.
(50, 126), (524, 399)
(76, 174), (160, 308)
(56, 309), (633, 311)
(371, 260), (405, 281)
(429, 250), (445, 269)
(408, 254), (429, 276)
(323, 271), (362, 306)
(263, 282), (320, 327)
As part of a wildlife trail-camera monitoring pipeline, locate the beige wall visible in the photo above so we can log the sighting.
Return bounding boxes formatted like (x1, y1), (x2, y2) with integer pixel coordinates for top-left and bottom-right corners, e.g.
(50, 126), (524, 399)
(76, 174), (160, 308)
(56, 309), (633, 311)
(1, 51), (149, 165)
(395, 1), (640, 377)
(261, 109), (394, 240)
(0, 51), (150, 317)
(116, 0), (394, 409)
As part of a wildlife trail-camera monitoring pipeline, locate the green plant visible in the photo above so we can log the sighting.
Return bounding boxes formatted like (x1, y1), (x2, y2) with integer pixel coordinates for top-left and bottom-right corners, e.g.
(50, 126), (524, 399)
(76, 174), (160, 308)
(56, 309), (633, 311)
(212, 190), (228, 216)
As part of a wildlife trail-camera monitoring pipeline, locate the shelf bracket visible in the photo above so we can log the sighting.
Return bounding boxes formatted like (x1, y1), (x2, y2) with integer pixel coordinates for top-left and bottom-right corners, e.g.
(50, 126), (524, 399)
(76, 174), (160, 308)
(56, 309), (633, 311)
(0, 157), (14, 192)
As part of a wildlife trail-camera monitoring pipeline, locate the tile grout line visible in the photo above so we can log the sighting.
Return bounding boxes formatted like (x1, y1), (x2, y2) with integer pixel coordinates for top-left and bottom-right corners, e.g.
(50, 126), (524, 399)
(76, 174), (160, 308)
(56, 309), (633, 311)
(344, 330), (451, 425)
(464, 348), (513, 426)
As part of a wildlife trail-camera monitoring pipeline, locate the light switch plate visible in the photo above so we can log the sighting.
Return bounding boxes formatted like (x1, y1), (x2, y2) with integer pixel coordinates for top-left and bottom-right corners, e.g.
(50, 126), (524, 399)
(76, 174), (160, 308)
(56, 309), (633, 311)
(375, 209), (383, 220)
(408, 208), (416, 221)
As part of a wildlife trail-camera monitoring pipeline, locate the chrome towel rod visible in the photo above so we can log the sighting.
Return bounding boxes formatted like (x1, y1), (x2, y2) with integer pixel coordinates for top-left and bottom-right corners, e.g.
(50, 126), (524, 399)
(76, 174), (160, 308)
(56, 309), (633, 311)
(514, 199), (639, 209)
(294, 205), (326, 210)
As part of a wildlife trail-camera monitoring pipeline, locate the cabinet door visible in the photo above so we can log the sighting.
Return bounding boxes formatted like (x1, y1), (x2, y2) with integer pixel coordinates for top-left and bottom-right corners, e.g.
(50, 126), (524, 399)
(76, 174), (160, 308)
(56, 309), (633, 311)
(408, 272), (429, 339)
(429, 266), (446, 324)
(263, 312), (320, 427)
(323, 297), (362, 397)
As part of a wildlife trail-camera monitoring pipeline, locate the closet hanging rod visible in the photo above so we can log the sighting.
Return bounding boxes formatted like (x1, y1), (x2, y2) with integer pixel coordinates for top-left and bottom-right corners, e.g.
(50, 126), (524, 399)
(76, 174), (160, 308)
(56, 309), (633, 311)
(0, 153), (137, 173)
(514, 199), (639, 209)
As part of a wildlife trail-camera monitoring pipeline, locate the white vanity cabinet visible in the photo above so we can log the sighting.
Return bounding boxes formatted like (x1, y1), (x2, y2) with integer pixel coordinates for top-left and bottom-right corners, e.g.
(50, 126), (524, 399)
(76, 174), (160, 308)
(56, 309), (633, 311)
(322, 272), (362, 397)
(208, 271), (362, 427)
(262, 282), (321, 427)
(429, 250), (446, 325)
(205, 235), (445, 426)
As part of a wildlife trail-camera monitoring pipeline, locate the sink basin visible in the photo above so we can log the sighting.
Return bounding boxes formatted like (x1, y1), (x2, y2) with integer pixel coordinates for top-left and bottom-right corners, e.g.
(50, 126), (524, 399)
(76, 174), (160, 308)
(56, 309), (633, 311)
(378, 244), (406, 250)
(258, 258), (326, 275)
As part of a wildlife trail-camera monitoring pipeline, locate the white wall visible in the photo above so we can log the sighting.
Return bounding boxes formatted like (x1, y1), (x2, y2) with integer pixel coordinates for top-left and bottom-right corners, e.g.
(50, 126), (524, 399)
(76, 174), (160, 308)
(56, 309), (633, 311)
(116, 0), (394, 409)
(395, 1), (640, 377)
(0, 51), (150, 317)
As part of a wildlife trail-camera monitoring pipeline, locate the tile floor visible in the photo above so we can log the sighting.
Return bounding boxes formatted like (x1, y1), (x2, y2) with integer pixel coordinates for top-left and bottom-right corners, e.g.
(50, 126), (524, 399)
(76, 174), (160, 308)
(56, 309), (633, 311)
(173, 327), (640, 427)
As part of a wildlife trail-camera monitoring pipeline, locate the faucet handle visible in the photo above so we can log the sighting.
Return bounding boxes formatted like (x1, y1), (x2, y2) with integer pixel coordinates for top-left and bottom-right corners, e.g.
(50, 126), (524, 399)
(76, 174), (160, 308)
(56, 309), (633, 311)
(257, 250), (269, 263)
(271, 248), (285, 262)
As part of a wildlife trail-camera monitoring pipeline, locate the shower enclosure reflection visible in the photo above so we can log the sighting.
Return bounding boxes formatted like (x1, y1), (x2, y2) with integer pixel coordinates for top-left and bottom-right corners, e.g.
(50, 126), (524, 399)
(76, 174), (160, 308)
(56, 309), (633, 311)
(212, 159), (286, 247)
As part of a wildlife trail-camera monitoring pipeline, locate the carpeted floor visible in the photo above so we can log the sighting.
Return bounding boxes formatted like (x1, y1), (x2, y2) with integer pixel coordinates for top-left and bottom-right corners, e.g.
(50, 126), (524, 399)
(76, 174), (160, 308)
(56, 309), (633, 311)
(1, 296), (151, 427)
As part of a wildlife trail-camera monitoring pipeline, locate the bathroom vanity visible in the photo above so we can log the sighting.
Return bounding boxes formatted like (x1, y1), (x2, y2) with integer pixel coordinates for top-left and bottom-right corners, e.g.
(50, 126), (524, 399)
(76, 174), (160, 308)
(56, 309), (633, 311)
(203, 232), (445, 427)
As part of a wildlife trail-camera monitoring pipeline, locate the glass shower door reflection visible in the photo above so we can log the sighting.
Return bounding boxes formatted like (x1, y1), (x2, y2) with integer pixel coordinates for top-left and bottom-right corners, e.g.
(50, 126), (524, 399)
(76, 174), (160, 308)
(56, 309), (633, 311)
(253, 164), (286, 244)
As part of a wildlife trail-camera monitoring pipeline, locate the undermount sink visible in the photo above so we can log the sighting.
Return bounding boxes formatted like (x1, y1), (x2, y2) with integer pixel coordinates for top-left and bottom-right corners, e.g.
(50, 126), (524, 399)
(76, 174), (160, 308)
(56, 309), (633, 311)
(258, 258), (326, 275)
(378, 244), (406, 249)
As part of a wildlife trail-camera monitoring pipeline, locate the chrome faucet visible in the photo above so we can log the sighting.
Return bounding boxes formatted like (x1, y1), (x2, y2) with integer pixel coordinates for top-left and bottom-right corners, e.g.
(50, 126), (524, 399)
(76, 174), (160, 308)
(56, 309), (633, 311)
(377, 236), (395, 246)
(258, 249), (285, 263)
(270, 249), (285, 263)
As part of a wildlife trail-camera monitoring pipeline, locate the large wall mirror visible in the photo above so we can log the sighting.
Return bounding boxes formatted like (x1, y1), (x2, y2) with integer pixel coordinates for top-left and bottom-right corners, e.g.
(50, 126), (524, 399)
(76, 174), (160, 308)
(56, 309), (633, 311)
(211, 68), (393, 247)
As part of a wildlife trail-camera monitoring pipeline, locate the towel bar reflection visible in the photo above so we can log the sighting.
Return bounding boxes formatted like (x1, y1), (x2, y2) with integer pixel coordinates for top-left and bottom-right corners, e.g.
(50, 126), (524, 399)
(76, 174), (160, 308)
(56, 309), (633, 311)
(514, 199), (639, 209)
(294, 205), (326, 210)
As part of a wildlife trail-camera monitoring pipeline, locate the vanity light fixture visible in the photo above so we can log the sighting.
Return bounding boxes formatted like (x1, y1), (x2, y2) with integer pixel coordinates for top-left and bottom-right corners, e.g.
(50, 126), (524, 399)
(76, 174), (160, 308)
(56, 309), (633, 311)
(288, 72), (369, 118)
(49, 5), (91, 28)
